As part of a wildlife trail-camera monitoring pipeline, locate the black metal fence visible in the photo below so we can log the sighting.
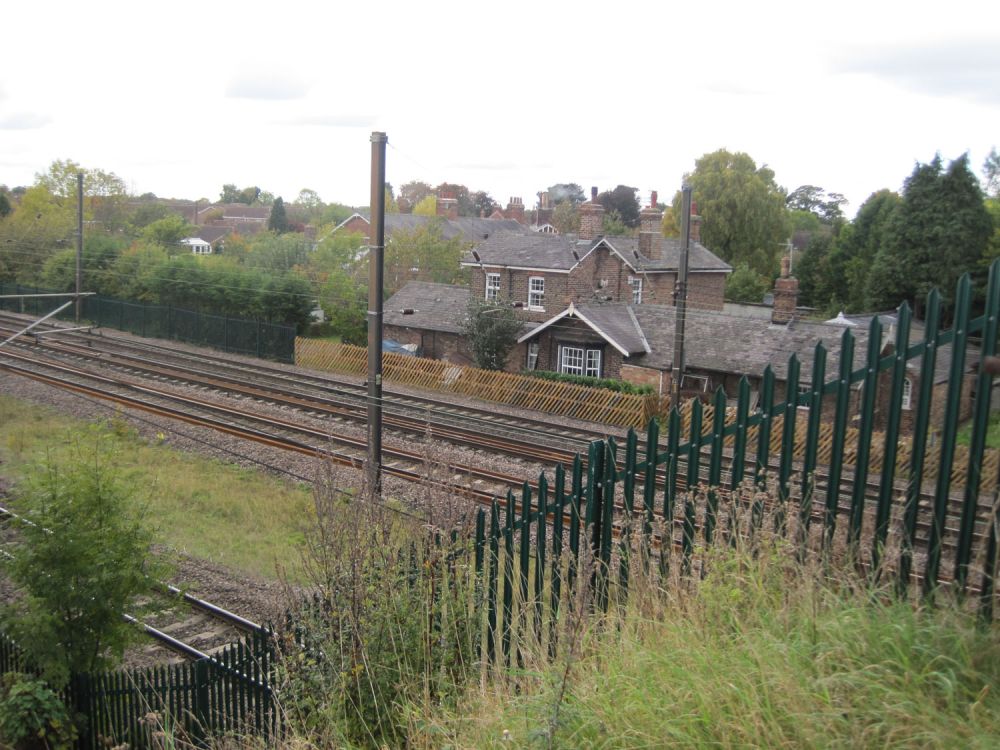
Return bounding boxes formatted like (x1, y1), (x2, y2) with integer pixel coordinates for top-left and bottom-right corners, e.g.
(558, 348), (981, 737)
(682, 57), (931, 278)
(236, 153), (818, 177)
(0, 283), (296, 363)
(0, 629), (277, 748)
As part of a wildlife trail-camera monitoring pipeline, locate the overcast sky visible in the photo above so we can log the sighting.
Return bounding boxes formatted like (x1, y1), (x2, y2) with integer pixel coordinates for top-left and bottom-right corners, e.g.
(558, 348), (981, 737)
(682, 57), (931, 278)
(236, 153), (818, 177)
(1, 0), (998, 217)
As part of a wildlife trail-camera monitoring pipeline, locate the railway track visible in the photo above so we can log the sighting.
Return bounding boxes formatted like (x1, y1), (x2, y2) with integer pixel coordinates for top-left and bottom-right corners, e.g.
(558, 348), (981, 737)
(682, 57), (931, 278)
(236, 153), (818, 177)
(0, 315), (992, 587)
(0, 314), (614, 458)
(0, 505), (269, 665)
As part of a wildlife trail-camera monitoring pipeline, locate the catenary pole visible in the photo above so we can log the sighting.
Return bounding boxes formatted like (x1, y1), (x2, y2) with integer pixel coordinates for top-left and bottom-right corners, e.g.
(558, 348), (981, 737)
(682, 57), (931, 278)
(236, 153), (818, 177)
(366, 132), (388, 493)
(75, 172), (83, 322)
(671, 185), (692, 406)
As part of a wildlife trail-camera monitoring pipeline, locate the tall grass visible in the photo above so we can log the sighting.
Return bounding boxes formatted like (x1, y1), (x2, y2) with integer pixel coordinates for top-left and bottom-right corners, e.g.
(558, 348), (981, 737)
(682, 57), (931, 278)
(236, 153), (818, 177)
(436, 540), (1000, 748)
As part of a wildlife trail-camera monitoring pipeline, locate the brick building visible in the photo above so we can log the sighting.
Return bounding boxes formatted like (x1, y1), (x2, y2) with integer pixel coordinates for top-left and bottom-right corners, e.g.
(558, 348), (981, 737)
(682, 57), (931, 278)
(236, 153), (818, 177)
(461, 190), (730, 322)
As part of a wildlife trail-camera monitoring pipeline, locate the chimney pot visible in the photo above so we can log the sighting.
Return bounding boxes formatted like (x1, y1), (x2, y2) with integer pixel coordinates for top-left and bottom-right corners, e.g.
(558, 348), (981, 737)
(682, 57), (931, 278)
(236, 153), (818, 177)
(650, 190), (657, 207)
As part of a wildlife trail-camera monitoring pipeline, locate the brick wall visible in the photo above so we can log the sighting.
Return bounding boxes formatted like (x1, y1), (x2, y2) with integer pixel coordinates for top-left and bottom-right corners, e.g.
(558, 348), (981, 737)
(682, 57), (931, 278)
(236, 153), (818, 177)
(622, 364), (665, 394)
(384, 324), (473, 365)
(340, 216), (369, 235)
(687, 273), (726, 311)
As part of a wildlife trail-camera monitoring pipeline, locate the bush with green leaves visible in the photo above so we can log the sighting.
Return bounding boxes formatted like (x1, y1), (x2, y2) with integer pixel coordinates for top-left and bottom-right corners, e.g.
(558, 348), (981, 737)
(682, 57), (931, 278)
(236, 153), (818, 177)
(0, 673), (77, 750)
(463, 298), (522, 371)
(1, 428), (159, 687)
(521, 368), (654, 395)
(277, 466), (478, 748)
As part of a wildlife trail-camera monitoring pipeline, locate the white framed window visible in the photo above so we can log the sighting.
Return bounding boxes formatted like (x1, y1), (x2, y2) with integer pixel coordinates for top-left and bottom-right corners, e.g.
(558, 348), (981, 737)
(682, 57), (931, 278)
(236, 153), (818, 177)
(485, 273), (500, 302)
(586, 349), (602, 378)
(902, 377), (912, 410)
(628, 275), (643, 304)
(560, 346), (584, 375)
(681, 373), (710, 393)
(528, 276), (545, 310)
(526, 342), (539, 371)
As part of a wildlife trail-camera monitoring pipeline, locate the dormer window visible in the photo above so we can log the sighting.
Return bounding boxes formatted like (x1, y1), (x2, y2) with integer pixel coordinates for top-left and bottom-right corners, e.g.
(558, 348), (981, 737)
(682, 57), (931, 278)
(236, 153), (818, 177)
(528, 277), (545, 310)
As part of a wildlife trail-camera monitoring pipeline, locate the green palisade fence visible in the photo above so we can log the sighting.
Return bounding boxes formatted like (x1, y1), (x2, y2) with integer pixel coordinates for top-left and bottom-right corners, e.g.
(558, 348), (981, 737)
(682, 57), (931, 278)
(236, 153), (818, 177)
(469, 264), (1000, 666)
(0, 282), (296, 363)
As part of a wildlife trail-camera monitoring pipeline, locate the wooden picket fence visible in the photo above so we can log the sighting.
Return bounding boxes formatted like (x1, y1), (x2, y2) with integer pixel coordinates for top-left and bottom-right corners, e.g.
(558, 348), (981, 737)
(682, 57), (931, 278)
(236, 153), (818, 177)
(295, 338), (655, 426)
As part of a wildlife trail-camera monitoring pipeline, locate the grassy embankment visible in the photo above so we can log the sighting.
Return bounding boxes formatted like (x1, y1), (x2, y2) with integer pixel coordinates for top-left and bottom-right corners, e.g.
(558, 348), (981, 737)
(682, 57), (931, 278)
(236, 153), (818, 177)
(0, 394), (318, 579)
(435, 544), (1000, 749)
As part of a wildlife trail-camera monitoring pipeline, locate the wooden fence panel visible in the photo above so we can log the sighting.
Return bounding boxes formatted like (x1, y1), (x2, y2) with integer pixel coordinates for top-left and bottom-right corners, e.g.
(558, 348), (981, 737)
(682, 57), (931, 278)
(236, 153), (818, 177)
(294, 339), (651, 427)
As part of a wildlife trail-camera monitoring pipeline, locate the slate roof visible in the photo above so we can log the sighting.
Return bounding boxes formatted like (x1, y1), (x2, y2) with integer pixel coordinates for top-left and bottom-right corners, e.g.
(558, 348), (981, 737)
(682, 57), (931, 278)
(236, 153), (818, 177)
(193, 226), (230, 244)
(384, 282), (470, 334)
(343, 213), (529, 244)
(520, 302), (871, 384)
(461, 232), (731, 274)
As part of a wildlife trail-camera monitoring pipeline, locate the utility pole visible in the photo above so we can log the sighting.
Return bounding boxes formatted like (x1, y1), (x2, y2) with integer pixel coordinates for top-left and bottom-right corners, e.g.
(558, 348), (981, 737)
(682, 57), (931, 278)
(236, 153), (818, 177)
(75, 172), (83, 322)
(366, 132), (387, 493)
(671, 185), (692, 406)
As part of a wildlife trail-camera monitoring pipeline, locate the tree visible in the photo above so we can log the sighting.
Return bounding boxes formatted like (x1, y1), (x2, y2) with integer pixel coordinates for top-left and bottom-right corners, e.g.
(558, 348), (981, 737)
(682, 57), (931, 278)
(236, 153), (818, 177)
(319, 271), (367, 345)
(268, 196), (290, 233)
(295, 188), (323, 209)
(724, 263), (769, 303)
(433, 182), (476, 216)
(984, 147), (1000, 199)
(220, 184), (261, 204)
(384, 222), (465, 294)
(462, 298), (522, 370)
(546, 183), (586, 206)
(551, 201), (580, 234)
(596, 185), (640, 228)
(785, 185), (847, 224)
(867, 155), (992, 314)
(398, 181), (433, 213)
(412, 195), (437, 217)
(34, 159), (129, 231)
(0, 191), (11, 218)
(0, 185), (76, 282)
(220, 183), (241, 203)
(141, 214), (195, 249)
(472, 190), (498, 217)
(667, 149), (789, 277)
(40, 234), (127, 295)
(1, 430), (158, 686)
(823, 189), (900, 311)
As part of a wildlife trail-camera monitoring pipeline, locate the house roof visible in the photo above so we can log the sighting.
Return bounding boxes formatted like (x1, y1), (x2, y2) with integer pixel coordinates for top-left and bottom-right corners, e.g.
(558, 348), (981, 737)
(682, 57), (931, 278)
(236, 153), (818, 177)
(519, 302), (871, 384)
(337, 213), (529, 244)
(384, 282), (471, 334)
(193, 225), (230, 244)
(461, 232), (731, 274)
(218, 204), (272, 220)
(517, 302), (650, 357)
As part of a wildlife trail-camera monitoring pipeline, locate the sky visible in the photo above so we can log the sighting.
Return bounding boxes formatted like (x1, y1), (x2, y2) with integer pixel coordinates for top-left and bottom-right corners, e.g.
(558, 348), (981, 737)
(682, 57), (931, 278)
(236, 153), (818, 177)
(1, 0), (998, 217)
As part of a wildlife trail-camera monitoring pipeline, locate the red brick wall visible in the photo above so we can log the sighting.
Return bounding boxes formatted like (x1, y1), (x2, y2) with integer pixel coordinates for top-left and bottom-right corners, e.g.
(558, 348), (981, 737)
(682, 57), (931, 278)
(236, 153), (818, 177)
(383, 324), (473, 366)
(340, 216), (370, 235)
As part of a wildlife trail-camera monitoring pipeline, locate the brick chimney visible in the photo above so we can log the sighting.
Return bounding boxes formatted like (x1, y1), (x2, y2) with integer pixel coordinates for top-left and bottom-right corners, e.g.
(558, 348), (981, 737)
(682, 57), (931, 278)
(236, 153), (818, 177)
(579, 186), (604, 241)
(689, 201), (702, 244)
(437, 189), (458, 219)
(638, 190), (664, 260)
(772, 254), (799, 325)
(506, 196), (525, 224)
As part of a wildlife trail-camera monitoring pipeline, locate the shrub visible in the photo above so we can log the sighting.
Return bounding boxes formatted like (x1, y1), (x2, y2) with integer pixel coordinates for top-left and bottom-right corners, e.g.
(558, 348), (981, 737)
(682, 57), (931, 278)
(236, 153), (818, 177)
(521, 369), (654, 395)
(277, 462), (478, 748)
(0, 673), (77, 750)
(1, 428), (160, 686)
